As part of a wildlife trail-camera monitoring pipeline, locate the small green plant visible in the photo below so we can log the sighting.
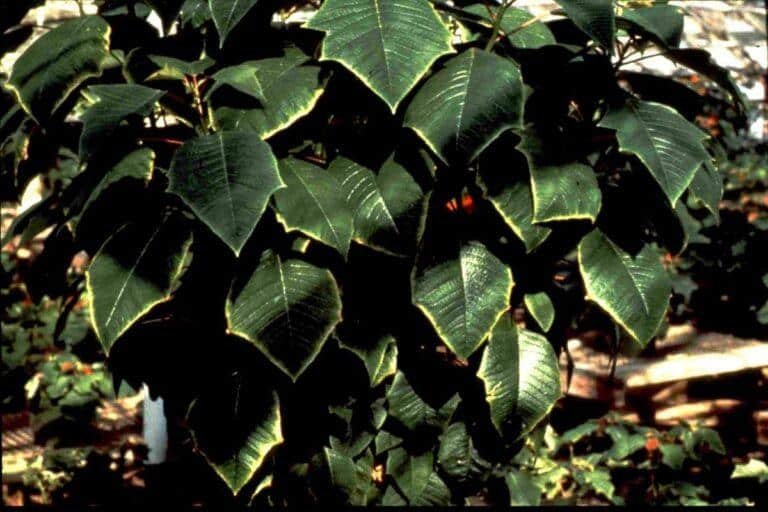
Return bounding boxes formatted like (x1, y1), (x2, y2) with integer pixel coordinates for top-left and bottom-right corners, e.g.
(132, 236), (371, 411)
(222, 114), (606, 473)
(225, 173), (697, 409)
(25, 352), (114, 442)
(1, 0), (747, 504)
(506, 414), (754, 506)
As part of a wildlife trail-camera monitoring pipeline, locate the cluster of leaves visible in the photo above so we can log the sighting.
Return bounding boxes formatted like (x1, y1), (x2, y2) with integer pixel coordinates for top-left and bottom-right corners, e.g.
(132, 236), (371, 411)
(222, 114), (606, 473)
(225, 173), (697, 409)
(0, 0), (746, 504)
(505, 414), (758, 506)
(1, 273), (94, 412)
(25, 352), (115, 442)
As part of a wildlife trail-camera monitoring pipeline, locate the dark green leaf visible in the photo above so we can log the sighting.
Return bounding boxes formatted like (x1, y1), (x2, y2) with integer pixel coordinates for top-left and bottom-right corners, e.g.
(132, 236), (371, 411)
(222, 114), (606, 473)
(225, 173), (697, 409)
(227, 250), (342, 380)
(305, 0), (454, 111)
(7, 16), (110, 121)
(209, 64), (266, 101)
(214, 48), (324, 138)
(599, 100), (709, 206)
(554, 0), (615, 52)
(519, 133), (601, 223)
(210, 0), (260, 47)
(405, 49), (524, 165)
(190, 383), (282, 495)
(168, 131), (284, 256)
(477, 315), (561, 437)
(86, 216), (193, 351)
(412, 240), (513, 359)
(578, 229), (670, 346)
(274, 158), (353, 258)
(619, 5), (684, 48)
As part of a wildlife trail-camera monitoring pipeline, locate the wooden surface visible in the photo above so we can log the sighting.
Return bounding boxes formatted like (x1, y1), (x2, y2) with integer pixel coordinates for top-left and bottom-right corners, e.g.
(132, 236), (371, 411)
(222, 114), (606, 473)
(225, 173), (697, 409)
(561, 328), (768, 398)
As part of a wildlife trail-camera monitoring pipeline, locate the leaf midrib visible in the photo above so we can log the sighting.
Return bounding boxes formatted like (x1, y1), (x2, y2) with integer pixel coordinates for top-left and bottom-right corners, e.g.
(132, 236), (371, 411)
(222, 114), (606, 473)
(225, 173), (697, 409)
(291, 166), (343, 249)
(606, 238), (651, 315)
(454, 51), (475, 155)
(217, 133), (238, 233)
(104, 223), (163, 328)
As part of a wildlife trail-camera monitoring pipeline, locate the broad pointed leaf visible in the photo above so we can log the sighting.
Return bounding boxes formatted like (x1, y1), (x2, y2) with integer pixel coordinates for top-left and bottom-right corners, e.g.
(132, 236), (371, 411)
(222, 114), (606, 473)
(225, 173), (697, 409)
(477, 315), (561, 437)
(214, 48), (324, 138)
(7, 16), (110, 121)
(412, 240), (513, 359)
(79, 84), (164, 159)
(688, 160), (722, 221)
(405, 49), (524, 165)
(619, 5), (684, 48)
(209, 0), (260, 46)
(524, 292), (555, 332)
(168, 131), (284, 256)
(327, 156), (423, 255)
(554, 0), (615, 52)
(599, 100), (709, 206)
(209, 64), (266, 101)
(463, 5), (555, 49)
(519, 134), (601, 223)
(190, 379), (282, 495)
(274, 158), (353, 258)
(305, 0), (454, 111)
(478, 163), (551, 252)
(226, 250), (342, 380)
(387, 371), (459, 431)
(578, 229), (671, 345)
(86, 216), (193, 351)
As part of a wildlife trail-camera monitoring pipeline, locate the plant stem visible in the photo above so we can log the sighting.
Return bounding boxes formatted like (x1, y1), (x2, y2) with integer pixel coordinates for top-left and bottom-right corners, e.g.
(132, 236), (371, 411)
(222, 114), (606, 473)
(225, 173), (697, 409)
(141, 137), (184, 146)
(484, 0), (515, 52)
(620, 51), (668, 67)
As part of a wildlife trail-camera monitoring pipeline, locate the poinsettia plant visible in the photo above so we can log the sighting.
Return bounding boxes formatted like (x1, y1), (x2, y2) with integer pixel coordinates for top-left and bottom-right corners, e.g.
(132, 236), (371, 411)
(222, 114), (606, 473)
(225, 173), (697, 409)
(1, 0), (746, 505)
